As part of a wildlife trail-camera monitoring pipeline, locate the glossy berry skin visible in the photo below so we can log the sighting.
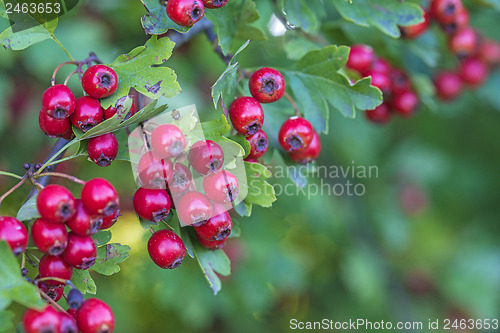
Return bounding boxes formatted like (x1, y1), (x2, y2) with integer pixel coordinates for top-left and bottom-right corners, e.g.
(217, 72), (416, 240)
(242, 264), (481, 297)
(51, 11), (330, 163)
(479, 40), (500, 67)
(177, 191), (213, 225)
(430, 0), (464, 24)
(77, 298), (115, 333)
(66, 200), (102, 236)
(202, 0), (227, 8)
(168, 163), (194, 194)
(87, 133), (119, 167)
(82, 65), (118, 99)
(371, 57), (391, 75)
(441, 8), (469, 35)
(0, 217), (27, 255)
(137, 152), (173, 189)
(449, 27), (478, 58)
(62, 233), (97, 270)
(133, 187), (171, 222)
(229, 97), (265, 136)
(39, 254), (73, 286)
(41, 84), (76, 119)
(390, 68), (412, 95)
(81, 178), (119, 217)
(278, 116), (314, 152)
(100, 211), (119, 230)
(246, 130), (268, 159)
(31, 218), (68, 255)
(37, 185), (76, 224)
(434, 71), (463, 101)
(249, 67), (285, 103)
(196, 233), (226, 250)
(148, 229), (186, 269)
(400, 9), (429, 39)
(194, 205), (232, 241)
(188, 140), (225, 176)
(151, 124), (186, 159)
(203, 170), (239, 204)
(365, 70), (391, 95)
(36, 277), (64, 302)
(458, 57), (489, 87)
(289, 131), (322, 163)
(392, 90), (419, 117)
(58, 311), (78, 333)
(166, 0), (205, 27)
(346, 44), (374, 75)
(365, 103), (392, 124)
(39, 109), (72, 138)
(70, 96), (103, 132)
(23, 306), (61, 333)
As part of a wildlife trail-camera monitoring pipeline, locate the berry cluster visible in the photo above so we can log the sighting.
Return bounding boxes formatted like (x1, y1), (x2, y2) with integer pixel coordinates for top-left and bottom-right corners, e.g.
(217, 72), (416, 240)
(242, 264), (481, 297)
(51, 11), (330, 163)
(166, 0), (227, 27)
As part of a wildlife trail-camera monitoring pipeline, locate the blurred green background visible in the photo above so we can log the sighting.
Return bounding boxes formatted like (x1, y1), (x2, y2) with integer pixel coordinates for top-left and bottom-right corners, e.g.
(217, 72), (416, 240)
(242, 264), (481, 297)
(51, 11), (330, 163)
(1, 0), (500, 332)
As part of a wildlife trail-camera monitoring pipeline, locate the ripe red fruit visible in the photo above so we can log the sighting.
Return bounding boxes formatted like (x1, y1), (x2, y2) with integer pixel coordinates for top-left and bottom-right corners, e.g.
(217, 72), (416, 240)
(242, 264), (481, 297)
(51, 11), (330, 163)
(37, 185), (76, 223)
(458, 57), (489, 87)
(479, 39), (500, 67)
(100, 211), (119, 230)
(66, 199), (103, 236)
(137, 151), (173, 189)
(365, 103), (392, 124)
(39, 254), (73, 286)
(248, 67), (285, 103)
(441, 8), (469, 35)
(289, 130), (322, 163)
(346, 44), (374, 75)
(151, 124), (186, 159)
(434, 71), (463, 100)
(168, 163), (194, 194)
(203, 170), (239, 203)
(87, 133), (119, 167)
(133, 187), (171, 222)
(202, 0), (227, 9)
(36, 277), (65, 302)
(81, 178), (120, 217)
(58, 311), (78, 333)
(371, 57), (391, 75)
(148, 229), (186, 269)
(246, 130), (268, 159)
(449, 27), (479, 57)
(278, 116), (314, 152)
(188, 140), (225, 176)
(365, 70), (392, 95)
(229, 97), (265, 136)
(104, 99), (136, 120)
(400, 9), (430, 39)
(0, 216), (27, 255)
(177, 191), (213, 225)
(166, 0), (205, 26)
(195, 233), (226, 250)
(62, 233), (97, 269)
(70, 96), (103, 132)
(41, 84), (76, 119)
(390, 68), (412, 94)
(23, 306), (61, 333)
(77, 298), (115, 333)
(82, 65), (118, 99)
(194, 205), (232, 241)
(430, 0), (464, 24)
(31, 218), (68, 255)
(392, 90), (419, 117)
(39, 109), (72, 138)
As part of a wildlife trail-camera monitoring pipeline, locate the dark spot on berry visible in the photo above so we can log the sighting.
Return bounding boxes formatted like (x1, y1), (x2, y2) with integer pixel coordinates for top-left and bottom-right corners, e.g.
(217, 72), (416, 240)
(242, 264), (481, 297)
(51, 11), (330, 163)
(49, 245), (65, 256)
(21, 268), (28, 276)
(12, 247), (23, 256)
(288, 136), (304, 150)
(173, 172), (188, 187)
(100, 73), (114, 89)
(247, 123), (261, 135)
(212, 0), (225, 6)
(216, 228), (231, 241)
(169, 140), (184, 156)
(191, 6), (202, 21)
(192, 219), (208, 227)
(256, 137), (267, 151)
(59, 203), (75, 220)
(80, 257), (96, 270)
(46, 290), (57, 300)
(262, 78), (277, 95)
(80, 123), (96, 132)
(41, 327), (56, 333)
(208, 159), (222, 173)
(192, 213), (208, 224)
(226, 185), (238, 202)
(54, 107), (68, 119)
(444, 3), (456, 15)
(96, 154), (112, 167)
(103, 202), (119, 217)
(168, 258), (184, 269)
(90, 218), (103, 234)
(152, 209), (169, 222)
(151, 175), (168, 188)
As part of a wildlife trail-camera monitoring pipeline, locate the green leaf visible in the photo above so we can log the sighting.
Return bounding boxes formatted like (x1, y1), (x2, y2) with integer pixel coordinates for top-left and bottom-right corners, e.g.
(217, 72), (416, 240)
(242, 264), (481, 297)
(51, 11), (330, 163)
(332, 0), (424, 38)
(228, 134), (251, 158)
(0, 11), (57, 50)
(0, 310), (14, 332)
(139, 217), (158, 230)
(90, 243), (131, 276)
(233, 200), (252, 217)
(243, 161), (276, 208)
(71, 269), (96, 295)
(140, 0), (190, 35)
(478, 71), (500, 112)
(92, 230), (112, 247)
(284, 37), (322, 61)
(200, 114), (231, 139)
(282, 0), (319, 33)
(16, 195), (39, 221)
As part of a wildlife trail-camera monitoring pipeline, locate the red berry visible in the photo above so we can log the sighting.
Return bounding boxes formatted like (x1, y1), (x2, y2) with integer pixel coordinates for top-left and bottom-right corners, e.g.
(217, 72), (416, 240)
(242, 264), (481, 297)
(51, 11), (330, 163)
(62, 233), (97, 270)
(39, 254), (73, 286)
(66, 309), (77, 320)
(177, 191), (213, 225)
(246, 130), (268, 159)
(137, 151), (173, 189)
(248, 67), (285, 103)
(87, 133), (119, 167)
(166, 0), (205, 26)
(148, 229), (186, 269)
(371, 57), (391, 75)
(441, 8), (469, 35)
(392, 90), (419, 117)
(82, 65), (118, 99)
(100, 211), (120, 230)
(458, 57), (489, 87)
(195, 233), (226, 250)
(289, 130), (322, 163)
(278, 116), (314, 152)
(31, 218), (68, 255)
(346, 44), (374, 75)
(70, 96), (103, 132)
(188, 140), (224, 176)
(35, 276), (64, 302)
(449, 27), (479, 58)
(365, 103), (392, 124)
(400, 9), (430, 39)
(39, 109), (72, 138)
(66, 200), (103, 236)
(434, 71), (463, 100)
(365, 70), (392, 95)
(77, 298), (115, 333)
(479, 39), (500, 67)
(430, 0), (464, 24)
(202, 0), (227, 9)
(151, 124), (186, 159)
(0, 216), (27, 255)
(81, 178), (120, 217)
(390, 68), (412, 94)
(58, 311), (78, 333)
(194, 205), (232, 241)
(229, 97), (265, 136)
(23, 306), (61, 333)
(62, 127), (76, 141)
(37, 185), (76, 223)
(41, 84), (76, 119)
(104, 100), (136, 120)
(133, 187), (171, 222)
(168, 163), (194, 194)
(203, 170), (239, 204)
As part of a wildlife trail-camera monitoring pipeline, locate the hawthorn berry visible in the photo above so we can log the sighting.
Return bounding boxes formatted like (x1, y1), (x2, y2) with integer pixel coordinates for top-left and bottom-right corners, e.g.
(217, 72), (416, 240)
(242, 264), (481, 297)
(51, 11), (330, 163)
(202, 0), (227, 9)
(249, 67), (285, 103)
(0, 216), (28, 255)
(479, 39), (500, 67)
(31, 218), (68, 255)
(203, 170), (239, 204)
(67, 288), (85, 309)
(100, 210), (120, 230)
(104, 98), (136, 120)
(245, 129), (268, 159)
(365, 103), (392, 124)
(70, 96), (103, 132)
(137, 151), (173, 189)
(87, 133), (119, 167)
(151, 124), (186, 159)
(371, 57), (391, 75)
(166, 0), (205, 27)
(39, 254), (73, 286)
(81, 178), (120, 217)
(346, 44), (374, 75)
(188, 140), (225, 176)
(392, 90), (419, 117)
(458, 57), (489, 87)
(66, 199), (103, 236)
(177, 191), (213, 225)
(41, 84), (76, 119)
(58, 311), (78, 333)
(448, 27), (479, 58)
(168, 163), (194, 194)
(37, 185), (76, 223)
(36, 277), (65, 302)
(365, 70), (392, 95)
(77, 298), (115, 333)
(441, 8), (469, 35)
(23, 306), (61, 333)
(39, 109), (72, 138)
(278, 116), (314, 152)
(62, 233), (97, 270)
(400, 9), (430, 39)
(289, 130), (322, 163)
(229, 97), (265, 136)
(194, 205), (232, 241)
(390, 69), (412, 94)
(82, 65), (118, 99)
(195, 233), (226, 250)
(434, 71), (463, 100)
(148, 229), (186, 269)
(133, 187), (171, 222)
(430, 0), (464, 24)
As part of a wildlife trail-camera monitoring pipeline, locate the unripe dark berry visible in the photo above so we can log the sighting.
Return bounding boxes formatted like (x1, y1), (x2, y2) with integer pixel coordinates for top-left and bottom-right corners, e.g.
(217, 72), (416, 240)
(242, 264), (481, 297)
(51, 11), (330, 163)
(440, 8), (469, 35)
(148, 229), (186, 269)
(81, 178), (120, 217)
(137, 152), (173, 189)
(430, 0), (464, 24)
(41, 84), (76, 119)
(39, 109), (72, 138)
(479, 39), (500, 67)
(166, 0), (205, 27)
(31, 218), (68, 255)
(458, 57), (489, 87)
(202, 0), (227, 9)
(246, 129), (268, 159)
(434, 71), (463, 101)
(87, 133), (119, 167)
(229, 97), (265, 136)
(195, 232), (226, 250)
(151, 124), (186, 159)
(70, 96), (103, 132)
(0, 216), (28, 255)
(58, 311), (78, 333)
(133, 187), (171, 222)
(289, 130), (322, 163)
(168, 163), (194, 194)
(62, 233), (97, 270)
(39, 254), (73, 286)
(203, 170), (239, 204)
(365, 103), (392, 124)
(249, 67), (285, 103)
(194, 205), (232, 241)
(100, 210), (120, 230)
(67, 288), (85, 309)
(36, 277), (64, 302)
(390, 68), (412, 94)
(400, 9), (429, 39)
(37, 185), (76, 223)
(392, 90), (419, 117)
(188, 140), (224, 176)
(365, 70), (391, 95)
(177, 191), (213, 225)
(448, 27), (479, 58)
(278, 116), (314, 152)
(82, 65), (118, 99)
(371, 57), (391, 75)
(346, 44), (374, 75)
(66, 199), (103, 236)
(23, 306), (61, 333)
(77, 298), (115, 333)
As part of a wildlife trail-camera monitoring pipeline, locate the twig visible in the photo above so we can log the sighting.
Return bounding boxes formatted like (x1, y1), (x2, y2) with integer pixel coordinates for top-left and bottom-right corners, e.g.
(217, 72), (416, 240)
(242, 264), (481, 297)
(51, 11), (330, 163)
(39, 290), (67, 313)
(283, 92), (301, 117)
(0, 177), (27, 208)
(33, 172), (86, 185)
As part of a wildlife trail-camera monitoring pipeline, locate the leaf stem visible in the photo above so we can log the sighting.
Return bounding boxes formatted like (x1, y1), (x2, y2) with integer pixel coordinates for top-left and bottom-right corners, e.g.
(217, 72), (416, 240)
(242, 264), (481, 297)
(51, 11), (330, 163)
(283, 92), (301, 117)
(51, 33), (75, 62)
(0, 171), (24, 180)
(0, 177), (27, 208)
(34, 139), (76, 176)
(33, 172), (86, 185)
